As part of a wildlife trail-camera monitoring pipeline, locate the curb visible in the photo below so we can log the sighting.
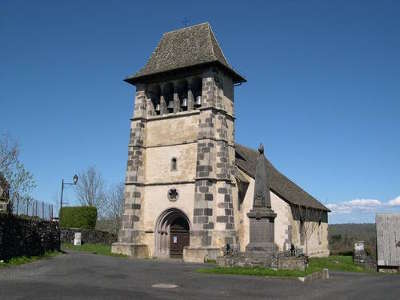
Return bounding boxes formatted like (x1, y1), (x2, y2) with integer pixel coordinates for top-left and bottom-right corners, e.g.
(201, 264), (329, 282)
(298, 268), (329, 283)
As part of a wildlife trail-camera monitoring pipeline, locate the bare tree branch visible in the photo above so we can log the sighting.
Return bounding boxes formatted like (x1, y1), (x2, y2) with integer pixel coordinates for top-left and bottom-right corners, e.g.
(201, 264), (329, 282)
(0, 134), (36, 213)
(75, 166), (105, 215)
(103, 182), (125, 234)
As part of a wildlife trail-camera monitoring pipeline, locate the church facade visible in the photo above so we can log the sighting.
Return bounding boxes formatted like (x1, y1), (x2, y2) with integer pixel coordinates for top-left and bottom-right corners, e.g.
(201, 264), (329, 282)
(111, 23), (330, 262)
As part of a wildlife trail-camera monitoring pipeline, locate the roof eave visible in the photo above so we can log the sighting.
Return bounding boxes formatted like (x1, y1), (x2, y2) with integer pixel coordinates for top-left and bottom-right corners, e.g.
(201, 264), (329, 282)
(124, 61), (246, 86)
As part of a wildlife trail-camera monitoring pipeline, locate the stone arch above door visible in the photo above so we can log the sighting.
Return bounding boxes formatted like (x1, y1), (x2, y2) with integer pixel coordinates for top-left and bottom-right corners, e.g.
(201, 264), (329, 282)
(154, 208), (191, 258)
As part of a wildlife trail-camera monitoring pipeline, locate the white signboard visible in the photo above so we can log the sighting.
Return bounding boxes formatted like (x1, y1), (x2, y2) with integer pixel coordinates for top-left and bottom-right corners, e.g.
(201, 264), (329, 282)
(354, 241), (364, 252)
(74, 232), (82, 246)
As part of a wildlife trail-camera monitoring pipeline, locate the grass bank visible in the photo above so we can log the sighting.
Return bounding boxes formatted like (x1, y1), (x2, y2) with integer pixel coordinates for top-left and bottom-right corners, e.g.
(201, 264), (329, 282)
(308, 255), (367, 273)
(197, 266), (309, 277)
(197, 255), (370, 277)
(62, 243), (126, 257)
(0, 251), (60, 268)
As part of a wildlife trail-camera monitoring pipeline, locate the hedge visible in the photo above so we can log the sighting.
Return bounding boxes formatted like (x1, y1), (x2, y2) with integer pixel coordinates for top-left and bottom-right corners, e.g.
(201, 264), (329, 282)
(59, 206), (97, 230)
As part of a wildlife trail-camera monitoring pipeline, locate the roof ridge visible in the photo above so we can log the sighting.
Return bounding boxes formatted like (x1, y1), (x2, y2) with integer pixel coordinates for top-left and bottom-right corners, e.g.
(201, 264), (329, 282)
(207, 25), (216, 61)
(163, 22), (210, 35)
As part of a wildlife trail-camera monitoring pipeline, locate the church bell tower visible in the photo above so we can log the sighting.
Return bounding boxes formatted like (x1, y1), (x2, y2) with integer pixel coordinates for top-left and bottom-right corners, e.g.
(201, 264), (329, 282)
(112, 23), (246, 262)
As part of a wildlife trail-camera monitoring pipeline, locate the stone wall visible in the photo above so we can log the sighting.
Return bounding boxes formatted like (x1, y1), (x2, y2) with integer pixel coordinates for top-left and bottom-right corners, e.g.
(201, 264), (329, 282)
(0, 214), (60, 261)
(217, 253), (307, 271)
(60, 228), (117, 245)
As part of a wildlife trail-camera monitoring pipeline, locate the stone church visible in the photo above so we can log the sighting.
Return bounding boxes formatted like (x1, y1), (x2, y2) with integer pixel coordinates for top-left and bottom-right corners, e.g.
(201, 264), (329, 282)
(112, 23), (330, 262)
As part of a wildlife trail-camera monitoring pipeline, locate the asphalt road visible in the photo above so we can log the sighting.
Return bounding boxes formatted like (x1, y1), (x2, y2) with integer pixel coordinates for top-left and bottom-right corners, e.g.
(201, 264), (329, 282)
(0, 251), (399, 299)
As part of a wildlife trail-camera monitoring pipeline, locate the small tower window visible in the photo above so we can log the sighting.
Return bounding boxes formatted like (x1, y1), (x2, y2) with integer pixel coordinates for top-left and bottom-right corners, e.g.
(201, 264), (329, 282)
(171, 158), (177, 171)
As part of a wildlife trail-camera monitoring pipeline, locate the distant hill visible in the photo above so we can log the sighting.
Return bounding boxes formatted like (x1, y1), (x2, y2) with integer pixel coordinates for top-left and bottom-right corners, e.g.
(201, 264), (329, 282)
(328, 223), (376, 258)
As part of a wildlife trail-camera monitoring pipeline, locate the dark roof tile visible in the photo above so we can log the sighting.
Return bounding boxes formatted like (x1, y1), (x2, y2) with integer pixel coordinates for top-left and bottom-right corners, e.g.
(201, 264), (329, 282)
(235, 144), (329, 211)
(126, 23), (245, 84)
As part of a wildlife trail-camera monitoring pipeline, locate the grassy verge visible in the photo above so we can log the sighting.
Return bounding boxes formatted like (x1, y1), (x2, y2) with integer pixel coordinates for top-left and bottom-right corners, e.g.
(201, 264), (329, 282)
(0, 251), (60, 268)
(62, 243), (127, 257)
(308, 255), (367, 273)
(197, 266), (308, 277)
(197, 255), (370, 277)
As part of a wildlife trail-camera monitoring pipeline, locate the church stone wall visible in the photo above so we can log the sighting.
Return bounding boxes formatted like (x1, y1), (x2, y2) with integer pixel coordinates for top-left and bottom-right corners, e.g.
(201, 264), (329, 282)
(271, 192), (292, 251)
(291, 219), (329, 257)
(146, 112), (199, 147)
(220, 73), (234, 116)
(141, 183), (195, 257)
(145, 144), (197, 184)
(237, 173), (254, 252)
(190, 72), (237, 256)
(118, 85), (147, 247)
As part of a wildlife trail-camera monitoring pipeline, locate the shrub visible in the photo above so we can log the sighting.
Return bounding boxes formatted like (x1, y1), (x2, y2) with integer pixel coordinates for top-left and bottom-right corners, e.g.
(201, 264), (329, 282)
(59, 206), (97, 230)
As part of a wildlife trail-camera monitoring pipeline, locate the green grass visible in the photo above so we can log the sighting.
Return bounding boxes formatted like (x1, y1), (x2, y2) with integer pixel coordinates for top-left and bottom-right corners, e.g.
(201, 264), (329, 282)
(205, 259), (217, 264)
(0, 251), (60, 268)
(197, 266), (309, 277)
(197, 255), (370, 277)
(62, 243), (127, 257)
(308, 255), (368, 273)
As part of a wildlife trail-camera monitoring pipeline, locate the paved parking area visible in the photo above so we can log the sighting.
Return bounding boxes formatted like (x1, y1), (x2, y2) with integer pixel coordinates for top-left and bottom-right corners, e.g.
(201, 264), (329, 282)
(0, 251), (399, 299)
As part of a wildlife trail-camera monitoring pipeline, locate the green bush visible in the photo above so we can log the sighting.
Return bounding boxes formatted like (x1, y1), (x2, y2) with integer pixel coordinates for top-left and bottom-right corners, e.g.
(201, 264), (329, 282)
(59, 206), (97, 229)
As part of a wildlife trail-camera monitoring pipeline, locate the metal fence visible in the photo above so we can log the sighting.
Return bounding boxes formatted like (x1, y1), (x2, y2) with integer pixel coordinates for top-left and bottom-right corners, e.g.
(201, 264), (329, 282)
(12, 198), (54, 221)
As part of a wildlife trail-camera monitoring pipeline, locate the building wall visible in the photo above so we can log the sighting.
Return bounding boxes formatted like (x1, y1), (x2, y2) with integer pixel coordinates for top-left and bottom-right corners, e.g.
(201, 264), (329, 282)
(236, 173), (253, 252)
(146, 113), (199, 147)
(145, 143), (197, 184)
(117, 68), (239, 261)
(141, 183), (195, 257)
(290, 219), (329, 257)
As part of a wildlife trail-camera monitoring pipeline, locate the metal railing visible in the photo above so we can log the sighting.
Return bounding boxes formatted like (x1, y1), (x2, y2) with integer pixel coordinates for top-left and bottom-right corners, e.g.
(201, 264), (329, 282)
(277, 248), (304, 258)
(11, 198), (54, 221)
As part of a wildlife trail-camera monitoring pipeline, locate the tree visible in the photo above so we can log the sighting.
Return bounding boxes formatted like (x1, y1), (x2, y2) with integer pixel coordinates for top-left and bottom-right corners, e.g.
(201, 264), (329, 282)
(104, 182), (125, 234)
(0, 134), (36, 213)
(75, 166), (105, 215)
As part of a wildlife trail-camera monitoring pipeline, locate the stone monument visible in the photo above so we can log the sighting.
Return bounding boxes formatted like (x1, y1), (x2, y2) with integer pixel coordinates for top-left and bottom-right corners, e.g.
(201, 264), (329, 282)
(245, 144), (278, 257)
(217, 144), (306, 271)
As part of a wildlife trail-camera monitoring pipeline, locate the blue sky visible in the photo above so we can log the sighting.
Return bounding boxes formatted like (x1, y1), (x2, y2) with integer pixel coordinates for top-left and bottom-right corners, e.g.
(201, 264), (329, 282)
(1, 0), (399, 223)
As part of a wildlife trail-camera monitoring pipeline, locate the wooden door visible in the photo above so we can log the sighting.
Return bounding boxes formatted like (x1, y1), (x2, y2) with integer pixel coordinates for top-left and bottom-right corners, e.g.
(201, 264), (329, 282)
(169, 220), (190, 258)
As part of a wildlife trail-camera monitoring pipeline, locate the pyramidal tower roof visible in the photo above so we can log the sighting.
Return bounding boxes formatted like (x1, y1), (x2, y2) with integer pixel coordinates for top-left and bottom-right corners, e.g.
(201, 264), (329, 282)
(125, 22), (246, 84)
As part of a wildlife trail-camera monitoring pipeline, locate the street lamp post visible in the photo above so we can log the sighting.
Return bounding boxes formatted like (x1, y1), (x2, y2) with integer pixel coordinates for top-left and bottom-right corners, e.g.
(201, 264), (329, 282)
(60, 174), (78, 210)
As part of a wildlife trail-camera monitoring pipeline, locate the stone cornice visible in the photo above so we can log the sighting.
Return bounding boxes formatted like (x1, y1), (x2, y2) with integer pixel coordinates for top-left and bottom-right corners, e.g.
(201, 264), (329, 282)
(126, 180), (196, 186)
(128, 138), (235, 149)
(131, 110), (200, 122)
(125, 178), (233, 186)
(130, 106), (235, 122)
(198, 106), (235, 121)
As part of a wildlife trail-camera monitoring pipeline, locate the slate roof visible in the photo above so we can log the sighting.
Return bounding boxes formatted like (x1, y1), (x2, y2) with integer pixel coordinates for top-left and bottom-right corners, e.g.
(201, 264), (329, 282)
(235, 144), (329, 211)
(125, 23), (246, 84)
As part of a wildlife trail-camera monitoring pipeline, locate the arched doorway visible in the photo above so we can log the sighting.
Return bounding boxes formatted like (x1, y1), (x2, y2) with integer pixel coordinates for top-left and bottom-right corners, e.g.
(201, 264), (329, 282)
(155, 208), (190, 258)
